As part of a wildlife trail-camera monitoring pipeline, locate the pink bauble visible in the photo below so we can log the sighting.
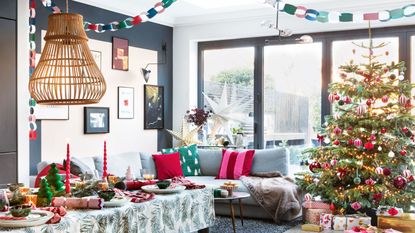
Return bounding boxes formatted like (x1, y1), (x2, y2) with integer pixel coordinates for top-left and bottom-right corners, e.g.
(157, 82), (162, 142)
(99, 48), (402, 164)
(354, 138), (362, 147)
(370, 134), (377, 141)
(333, 127), (342, 135)
(328, 94), (337, 103)
(304, 193), (312, 202)
(333, 139), (340, 146)
(322, 162), (331, 170)
(356, 105), (366, 116)
(331, 160), (338, 166)
(399, 95), (408, 106)
(375, 167), (383, 175)
(365, 178), (376, 186)
(381, 95), (389, 103)
(403, 169), (412, 178)
(333, 113), (341, 120)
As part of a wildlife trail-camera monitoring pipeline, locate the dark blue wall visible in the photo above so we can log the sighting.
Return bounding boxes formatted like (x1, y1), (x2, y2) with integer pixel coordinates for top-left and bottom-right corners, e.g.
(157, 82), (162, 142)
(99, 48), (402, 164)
(30, 1), (173, 174)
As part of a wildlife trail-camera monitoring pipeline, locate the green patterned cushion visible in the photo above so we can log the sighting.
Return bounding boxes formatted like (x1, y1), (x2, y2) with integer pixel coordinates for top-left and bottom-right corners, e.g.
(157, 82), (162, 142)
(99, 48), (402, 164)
(162, 144), (202, 176)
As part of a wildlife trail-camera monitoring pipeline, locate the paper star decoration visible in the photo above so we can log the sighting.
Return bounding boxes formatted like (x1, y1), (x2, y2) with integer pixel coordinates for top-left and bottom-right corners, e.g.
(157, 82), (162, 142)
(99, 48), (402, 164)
(203, 83), (251, 144)
(166, 120), (202, 147)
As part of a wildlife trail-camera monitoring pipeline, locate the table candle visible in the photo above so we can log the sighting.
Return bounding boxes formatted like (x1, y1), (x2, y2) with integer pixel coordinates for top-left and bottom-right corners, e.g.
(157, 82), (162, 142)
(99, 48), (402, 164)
(102, 140), (108, 180)
(143, 174), (155, 181)
(65, 141), (71, 194)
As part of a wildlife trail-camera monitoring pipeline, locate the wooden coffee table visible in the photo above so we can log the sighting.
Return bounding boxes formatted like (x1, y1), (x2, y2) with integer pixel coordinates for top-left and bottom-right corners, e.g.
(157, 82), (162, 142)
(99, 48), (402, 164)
(214, 192), (251, 233)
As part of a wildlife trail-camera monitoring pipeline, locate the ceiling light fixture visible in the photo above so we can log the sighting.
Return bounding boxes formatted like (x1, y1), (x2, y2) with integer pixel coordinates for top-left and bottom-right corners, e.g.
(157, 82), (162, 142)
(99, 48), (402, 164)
(261, 0), (313, 44)
(29, 0), (106, 105)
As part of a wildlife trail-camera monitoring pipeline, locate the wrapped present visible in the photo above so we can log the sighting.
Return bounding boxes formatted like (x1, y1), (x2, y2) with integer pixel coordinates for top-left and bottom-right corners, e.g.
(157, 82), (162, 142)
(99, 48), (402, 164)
(303, 208), (331, 225)
(301, 224), (322, 232)
(346, 215), (372, 230)
(376, 206), (404, 217)
(303, 201), (331, 225)
(378, 213), (415, 233)
(333, 215), (347, 231)
(303, 201), (331, 209)
(320, 213), (333, 229)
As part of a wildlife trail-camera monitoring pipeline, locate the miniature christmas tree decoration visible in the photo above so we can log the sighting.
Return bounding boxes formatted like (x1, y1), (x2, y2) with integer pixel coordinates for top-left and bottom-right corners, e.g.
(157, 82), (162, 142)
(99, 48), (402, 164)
(37, 179), (53, 207)
(45, 163), (65, 196)
(125, 166), (133, 181)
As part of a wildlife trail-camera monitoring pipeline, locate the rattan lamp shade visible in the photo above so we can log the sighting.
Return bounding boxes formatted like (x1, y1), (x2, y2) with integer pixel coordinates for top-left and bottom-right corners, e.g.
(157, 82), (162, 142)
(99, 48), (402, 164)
(29, 13), (106, 105)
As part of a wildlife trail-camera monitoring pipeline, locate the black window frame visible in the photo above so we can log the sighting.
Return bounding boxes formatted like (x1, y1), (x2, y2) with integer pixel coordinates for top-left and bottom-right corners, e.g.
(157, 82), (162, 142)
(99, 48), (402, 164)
(198, 25), (415, 149)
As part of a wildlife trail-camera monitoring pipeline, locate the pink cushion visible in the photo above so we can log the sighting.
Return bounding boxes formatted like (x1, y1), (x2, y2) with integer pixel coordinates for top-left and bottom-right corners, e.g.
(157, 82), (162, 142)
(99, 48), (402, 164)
(217, 149), (255, 180)
(152, 152), (183, 180)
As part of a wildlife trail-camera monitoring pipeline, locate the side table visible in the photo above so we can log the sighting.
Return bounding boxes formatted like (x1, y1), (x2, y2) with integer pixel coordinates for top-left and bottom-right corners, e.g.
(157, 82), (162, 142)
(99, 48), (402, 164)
(214, 192), (251, 233)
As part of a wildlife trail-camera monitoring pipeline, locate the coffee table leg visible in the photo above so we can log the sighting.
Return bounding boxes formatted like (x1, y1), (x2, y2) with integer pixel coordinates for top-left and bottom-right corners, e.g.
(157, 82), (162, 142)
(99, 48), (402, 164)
(229, 200), (236, 233)
(238, 199), (244, 226)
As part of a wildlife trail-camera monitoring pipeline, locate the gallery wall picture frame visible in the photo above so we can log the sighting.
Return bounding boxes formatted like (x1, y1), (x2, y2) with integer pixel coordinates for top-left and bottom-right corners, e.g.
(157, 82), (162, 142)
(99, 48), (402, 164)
(84, 107), (110, 134)
(144, 85), (164, 130)
(90, 50), (102, 70)
(118, 87), (134, 119)
(112, 37), (129, 71)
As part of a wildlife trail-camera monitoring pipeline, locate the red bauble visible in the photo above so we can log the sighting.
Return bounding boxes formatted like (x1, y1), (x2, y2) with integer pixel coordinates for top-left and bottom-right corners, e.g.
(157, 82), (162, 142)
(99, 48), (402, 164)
(364, 142), (374, 150)
(348, 139), (354, 146)
(408, 175), (414, 182)
(333, 140), (340, 146)
(381, 128), (387, 134)
(381, 96), (389, 103)
(330, 203), (335, 212)
(393, 176), (407, 189)
(347, 127), (353, 131)
(334, 95), (340, 101)
(400, 150), (407, 156)
(343, 96), (352, 104)
(383, 68), (389, 73)
(322, 162), (331, 170)
(309, 162), (321, 173)
(403, 127), (409, 133)
(370, 134), (376, 141)
(388, 208), (399, 216)
(373, 193), (382, 201)
(383, 168), (392, 176)
(366, 99), (372, 106)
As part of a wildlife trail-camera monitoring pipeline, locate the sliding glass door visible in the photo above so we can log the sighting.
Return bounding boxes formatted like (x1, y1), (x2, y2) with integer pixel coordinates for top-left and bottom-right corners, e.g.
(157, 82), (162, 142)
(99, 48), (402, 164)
(263, 43), (322, 168)
(202, 47), (255, 147)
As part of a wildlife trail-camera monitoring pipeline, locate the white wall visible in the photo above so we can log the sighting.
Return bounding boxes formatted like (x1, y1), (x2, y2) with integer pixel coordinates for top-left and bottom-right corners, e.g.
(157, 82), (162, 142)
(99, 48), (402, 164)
(40, 37), (159, 162)
(17, 0), (30, 185)
(172, 14), (415, 132)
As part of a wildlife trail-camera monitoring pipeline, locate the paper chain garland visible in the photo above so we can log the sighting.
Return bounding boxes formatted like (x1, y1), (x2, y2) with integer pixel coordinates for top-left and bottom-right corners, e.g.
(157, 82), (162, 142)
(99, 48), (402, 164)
(29, 0), (37, 140)
(276, 2), (415, 23)
(40, 0), (177, 33)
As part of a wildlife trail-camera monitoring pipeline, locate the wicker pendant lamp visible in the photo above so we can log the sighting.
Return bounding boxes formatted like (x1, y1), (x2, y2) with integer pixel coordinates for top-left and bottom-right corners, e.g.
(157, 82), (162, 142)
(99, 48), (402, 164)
(29, 3), (106, 105)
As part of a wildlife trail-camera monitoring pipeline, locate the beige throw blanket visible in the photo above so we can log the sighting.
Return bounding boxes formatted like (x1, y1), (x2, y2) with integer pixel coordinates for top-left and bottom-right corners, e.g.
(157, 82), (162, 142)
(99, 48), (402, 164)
(240, 172), (302, 223)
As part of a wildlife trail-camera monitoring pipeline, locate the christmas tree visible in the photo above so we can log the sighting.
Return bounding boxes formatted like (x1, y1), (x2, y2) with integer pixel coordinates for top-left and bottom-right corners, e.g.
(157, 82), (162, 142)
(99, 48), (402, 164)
(296, 30), (415, 213)
(45, 163), (65, 196)
(37, 179), (53, 207)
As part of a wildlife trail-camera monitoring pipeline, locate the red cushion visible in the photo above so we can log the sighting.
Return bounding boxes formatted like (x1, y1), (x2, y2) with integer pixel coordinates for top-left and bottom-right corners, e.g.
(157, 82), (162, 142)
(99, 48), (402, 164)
(152, 152), (183, 180)
(217, 149), (255, 180)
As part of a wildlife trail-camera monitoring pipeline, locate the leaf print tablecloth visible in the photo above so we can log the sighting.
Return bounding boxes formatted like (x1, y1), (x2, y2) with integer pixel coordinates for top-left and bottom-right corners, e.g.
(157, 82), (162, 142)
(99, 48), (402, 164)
(0, 189), (215, 233)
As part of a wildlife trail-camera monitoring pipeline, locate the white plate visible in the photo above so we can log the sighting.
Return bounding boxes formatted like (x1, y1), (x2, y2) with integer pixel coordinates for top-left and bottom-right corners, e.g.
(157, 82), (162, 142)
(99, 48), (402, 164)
(0, 210), (54, 228)
(141, 185), (186, 194)
(103, 198), (129, 208)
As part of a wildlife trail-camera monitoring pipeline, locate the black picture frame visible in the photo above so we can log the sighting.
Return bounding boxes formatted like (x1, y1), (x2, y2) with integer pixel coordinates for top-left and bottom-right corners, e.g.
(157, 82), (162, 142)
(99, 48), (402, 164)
(144, 85), (164, 129)
(112, 37), (129, 71)
(118, 86), (134, 119)
(84, 107), (110, 134)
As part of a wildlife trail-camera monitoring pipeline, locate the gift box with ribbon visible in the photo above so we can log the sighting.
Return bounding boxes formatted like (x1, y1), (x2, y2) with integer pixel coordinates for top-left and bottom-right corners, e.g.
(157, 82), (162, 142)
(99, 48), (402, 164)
(378, 213), (415, 233)
(319, 213), (333, 230)
(346, 215), (372, 230)
(302, 201), (331, 225)
(333, 215), (347, 230)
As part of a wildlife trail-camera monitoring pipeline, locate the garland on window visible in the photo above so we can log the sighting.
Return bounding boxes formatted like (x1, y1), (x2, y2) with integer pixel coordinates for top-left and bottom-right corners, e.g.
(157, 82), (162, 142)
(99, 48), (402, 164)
(275, 2), (415, 23)
(40, 0), (177, 33)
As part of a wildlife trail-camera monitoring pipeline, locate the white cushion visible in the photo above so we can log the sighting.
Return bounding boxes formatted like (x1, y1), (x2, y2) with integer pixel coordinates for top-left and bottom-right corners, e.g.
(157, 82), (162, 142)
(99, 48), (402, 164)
(106, 152), (142, 178)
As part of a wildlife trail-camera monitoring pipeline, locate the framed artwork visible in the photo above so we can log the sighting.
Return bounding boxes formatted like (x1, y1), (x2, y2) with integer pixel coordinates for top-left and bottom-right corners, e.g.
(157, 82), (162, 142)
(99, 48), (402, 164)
(35, 105), (69, 120)
(112, 37), (129, 71)
(90, 50), (102, 70)
(118, 87), (134, 119)
(144, 85), (164, 129)
(84, 107), (110, 134)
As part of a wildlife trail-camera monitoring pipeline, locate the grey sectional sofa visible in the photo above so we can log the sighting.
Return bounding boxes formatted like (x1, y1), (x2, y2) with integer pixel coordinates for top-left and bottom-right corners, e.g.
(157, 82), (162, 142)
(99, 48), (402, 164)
(36, 148), (290, 220)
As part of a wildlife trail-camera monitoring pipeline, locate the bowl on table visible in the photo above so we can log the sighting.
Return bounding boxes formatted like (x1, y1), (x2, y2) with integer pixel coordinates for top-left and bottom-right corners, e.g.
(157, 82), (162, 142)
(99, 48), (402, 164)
(97, 190), (116, 202)
(9, 205), (32, 218)
(156, 180), (171, 190)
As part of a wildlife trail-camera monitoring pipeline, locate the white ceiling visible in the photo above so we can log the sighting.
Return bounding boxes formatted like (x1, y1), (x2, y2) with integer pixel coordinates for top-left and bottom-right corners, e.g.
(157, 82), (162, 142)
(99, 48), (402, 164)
(75, 0), (415, 27)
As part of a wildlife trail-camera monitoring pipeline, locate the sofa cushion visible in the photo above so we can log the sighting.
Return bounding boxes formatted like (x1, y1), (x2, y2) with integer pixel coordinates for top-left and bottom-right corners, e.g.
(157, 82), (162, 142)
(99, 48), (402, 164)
(95, 152), (142, 179)
(197, 149), (222, 176)
(217, 149), (255, 180)
(140, 152), (158, 177)
(251, 148), (289, 175)
(162, 144), (202, 176)
(152, 152), (183, 180)
(63, 157), (96, 177)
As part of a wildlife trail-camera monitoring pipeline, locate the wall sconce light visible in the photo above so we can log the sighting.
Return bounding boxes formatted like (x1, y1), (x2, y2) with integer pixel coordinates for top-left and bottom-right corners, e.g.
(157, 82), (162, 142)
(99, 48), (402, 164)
(141, 42), (167, 83)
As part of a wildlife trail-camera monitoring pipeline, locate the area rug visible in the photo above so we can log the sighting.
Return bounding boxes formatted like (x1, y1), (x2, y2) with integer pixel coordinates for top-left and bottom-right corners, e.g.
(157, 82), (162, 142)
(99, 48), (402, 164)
(210, 216), (302, 233)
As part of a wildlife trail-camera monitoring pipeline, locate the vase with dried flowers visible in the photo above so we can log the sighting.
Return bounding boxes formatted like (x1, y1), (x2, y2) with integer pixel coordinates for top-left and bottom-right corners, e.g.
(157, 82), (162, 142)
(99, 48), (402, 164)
(185, 107), (212, 143)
